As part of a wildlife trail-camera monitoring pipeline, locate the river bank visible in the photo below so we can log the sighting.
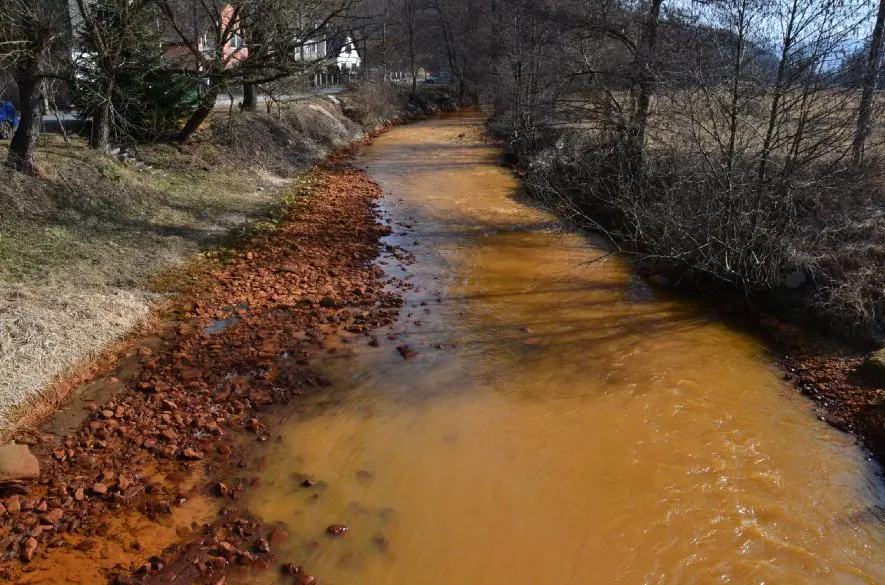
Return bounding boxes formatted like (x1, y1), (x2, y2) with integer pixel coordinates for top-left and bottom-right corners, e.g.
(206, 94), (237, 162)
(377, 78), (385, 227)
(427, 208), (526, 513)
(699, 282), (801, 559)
(0, 84), (457, 441)
(0, 152), (405, 582)
(0, 87), (457, 580)
(762, 315), (885, 465)
(495, 129), (885, 473)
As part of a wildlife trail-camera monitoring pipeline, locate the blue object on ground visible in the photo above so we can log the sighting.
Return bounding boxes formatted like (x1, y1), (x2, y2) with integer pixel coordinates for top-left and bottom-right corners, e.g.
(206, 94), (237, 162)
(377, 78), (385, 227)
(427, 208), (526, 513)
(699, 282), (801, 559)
(0, 101), (20, 138)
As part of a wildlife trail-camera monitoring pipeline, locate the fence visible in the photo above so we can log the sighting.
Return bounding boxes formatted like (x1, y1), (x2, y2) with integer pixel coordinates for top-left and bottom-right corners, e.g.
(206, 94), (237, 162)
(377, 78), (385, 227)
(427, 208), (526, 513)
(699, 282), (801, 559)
(311, 71), (359, 88)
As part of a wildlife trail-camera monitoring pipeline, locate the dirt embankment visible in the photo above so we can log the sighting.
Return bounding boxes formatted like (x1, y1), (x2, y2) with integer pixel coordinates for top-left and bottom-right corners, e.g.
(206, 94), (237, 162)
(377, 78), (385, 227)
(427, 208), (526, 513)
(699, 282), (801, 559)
(0, 84), (458, 440)
(0, 148), (406, 583)
(0, 84), (460, 583)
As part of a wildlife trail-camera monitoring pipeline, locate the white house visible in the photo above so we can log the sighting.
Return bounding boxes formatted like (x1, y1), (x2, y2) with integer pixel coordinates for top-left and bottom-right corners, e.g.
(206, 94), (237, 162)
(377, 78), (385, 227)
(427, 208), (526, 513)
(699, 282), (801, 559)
(331, 36), (361, 71)
(296, 35), (361, 72)
(298, 39), (327, 61)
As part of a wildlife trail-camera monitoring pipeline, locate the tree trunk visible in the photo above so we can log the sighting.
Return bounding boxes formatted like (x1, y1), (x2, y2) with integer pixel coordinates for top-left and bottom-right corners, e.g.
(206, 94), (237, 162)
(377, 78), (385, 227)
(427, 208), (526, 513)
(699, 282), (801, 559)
(724, 0), (748, 190)
(90, 79), (114, 149)
(627, 0), (663, 165)
(5, 65), (43, 175)
(90, 102), (112, 149)
(175, 81), (220, 143)
(758, 0), (798, 185)
(433, 0), (462, 96)
(242, 82), (257, 111)
(853, 0), (885, 165)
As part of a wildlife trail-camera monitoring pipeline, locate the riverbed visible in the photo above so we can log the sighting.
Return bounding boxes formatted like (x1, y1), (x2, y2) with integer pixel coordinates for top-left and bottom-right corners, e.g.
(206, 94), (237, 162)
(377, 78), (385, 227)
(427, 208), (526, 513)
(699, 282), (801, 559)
(241, 111), (885, 584)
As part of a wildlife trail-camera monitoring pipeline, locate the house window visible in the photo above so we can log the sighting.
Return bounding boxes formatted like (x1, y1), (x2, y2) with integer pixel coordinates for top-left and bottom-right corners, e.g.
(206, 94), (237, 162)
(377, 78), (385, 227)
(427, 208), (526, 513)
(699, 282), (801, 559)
(230, 34), (244, 49)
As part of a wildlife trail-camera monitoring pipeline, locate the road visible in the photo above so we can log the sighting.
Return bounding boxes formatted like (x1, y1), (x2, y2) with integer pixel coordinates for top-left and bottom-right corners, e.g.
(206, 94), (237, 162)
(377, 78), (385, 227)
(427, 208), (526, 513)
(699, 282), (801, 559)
(38, 86), (348, 134)
(213, 86), (346, 110)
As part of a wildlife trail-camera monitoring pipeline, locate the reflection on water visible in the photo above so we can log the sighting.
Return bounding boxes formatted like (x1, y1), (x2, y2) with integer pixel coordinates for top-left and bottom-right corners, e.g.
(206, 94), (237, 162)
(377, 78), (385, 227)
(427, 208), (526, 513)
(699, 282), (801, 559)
(241, 112), (885, 585)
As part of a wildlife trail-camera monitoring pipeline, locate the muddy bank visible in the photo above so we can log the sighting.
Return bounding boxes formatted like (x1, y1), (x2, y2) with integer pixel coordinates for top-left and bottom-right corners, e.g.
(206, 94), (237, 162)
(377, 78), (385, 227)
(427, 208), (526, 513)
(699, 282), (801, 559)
(753, 316), (885, 465)
(0, 83), (459, 442)
(0, 153), (403, 583)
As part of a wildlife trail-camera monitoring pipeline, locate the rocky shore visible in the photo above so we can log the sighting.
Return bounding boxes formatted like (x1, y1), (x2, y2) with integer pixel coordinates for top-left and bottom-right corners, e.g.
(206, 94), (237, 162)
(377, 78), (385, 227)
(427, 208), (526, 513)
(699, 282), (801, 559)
(762, 317), (885, 467)
(0, 145), (403, 584)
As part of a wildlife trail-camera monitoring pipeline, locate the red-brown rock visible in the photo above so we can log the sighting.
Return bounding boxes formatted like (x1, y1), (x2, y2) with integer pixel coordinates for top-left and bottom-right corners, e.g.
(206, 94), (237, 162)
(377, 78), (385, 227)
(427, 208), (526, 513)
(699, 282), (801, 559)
(326, 524), (348, 536)
(6, 495), (21, 514)
(21, 537), (37, 562)
(44, 508), (63, 524)
(0, 444), (39, 481)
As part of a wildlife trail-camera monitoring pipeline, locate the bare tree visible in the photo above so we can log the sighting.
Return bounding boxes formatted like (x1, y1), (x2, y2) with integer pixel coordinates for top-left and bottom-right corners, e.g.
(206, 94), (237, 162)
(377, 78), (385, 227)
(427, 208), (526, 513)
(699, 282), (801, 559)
(626, 0), (663, 165)
(852, 0), (885, 164)
(155, 0), (353, 142)
(427, 0), (478, 97)
(239, 2), (258, 111)
(390, 0), (421, 93)
(72, 0), (154, 149)
(1, 0), (68, 174)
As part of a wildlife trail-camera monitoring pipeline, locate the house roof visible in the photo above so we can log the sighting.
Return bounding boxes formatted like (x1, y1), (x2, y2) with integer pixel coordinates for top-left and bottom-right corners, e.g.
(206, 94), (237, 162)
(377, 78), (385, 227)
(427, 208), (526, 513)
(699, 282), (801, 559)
(326, 34), (361, 59)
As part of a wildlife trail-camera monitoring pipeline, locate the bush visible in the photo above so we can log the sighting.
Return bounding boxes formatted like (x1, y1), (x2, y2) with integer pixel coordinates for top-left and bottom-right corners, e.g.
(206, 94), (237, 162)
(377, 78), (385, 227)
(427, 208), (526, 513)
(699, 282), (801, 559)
(73, 58), (198, 144)
(114, 69), (199, 142)
(520, 128), (885, 343)
(71, 2), (198, 144)
(338, 82), (402, 128)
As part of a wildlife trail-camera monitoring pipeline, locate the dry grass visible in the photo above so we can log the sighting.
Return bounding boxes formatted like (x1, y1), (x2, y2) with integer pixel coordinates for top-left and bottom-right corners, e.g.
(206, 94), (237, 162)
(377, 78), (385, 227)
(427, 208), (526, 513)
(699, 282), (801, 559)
(0, 282), (153, 430)
(515, 86), (885, 344)
(338, 82), (405, 129)
(0, 95), (372, 432)
(209, 96), (365, 174)
(0, 311), (164, 444)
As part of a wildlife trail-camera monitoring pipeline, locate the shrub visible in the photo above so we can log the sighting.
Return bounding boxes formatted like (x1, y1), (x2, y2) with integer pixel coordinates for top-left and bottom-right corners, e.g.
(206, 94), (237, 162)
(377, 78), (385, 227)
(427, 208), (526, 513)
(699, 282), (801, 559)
(521, 128), (885, 343)
(71, 6), (198, 144)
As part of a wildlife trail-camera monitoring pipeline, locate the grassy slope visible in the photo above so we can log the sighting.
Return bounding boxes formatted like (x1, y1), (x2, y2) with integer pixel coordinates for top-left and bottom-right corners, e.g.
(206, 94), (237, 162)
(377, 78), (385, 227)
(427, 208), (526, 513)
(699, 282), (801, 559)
(0, 95), (369, 431)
